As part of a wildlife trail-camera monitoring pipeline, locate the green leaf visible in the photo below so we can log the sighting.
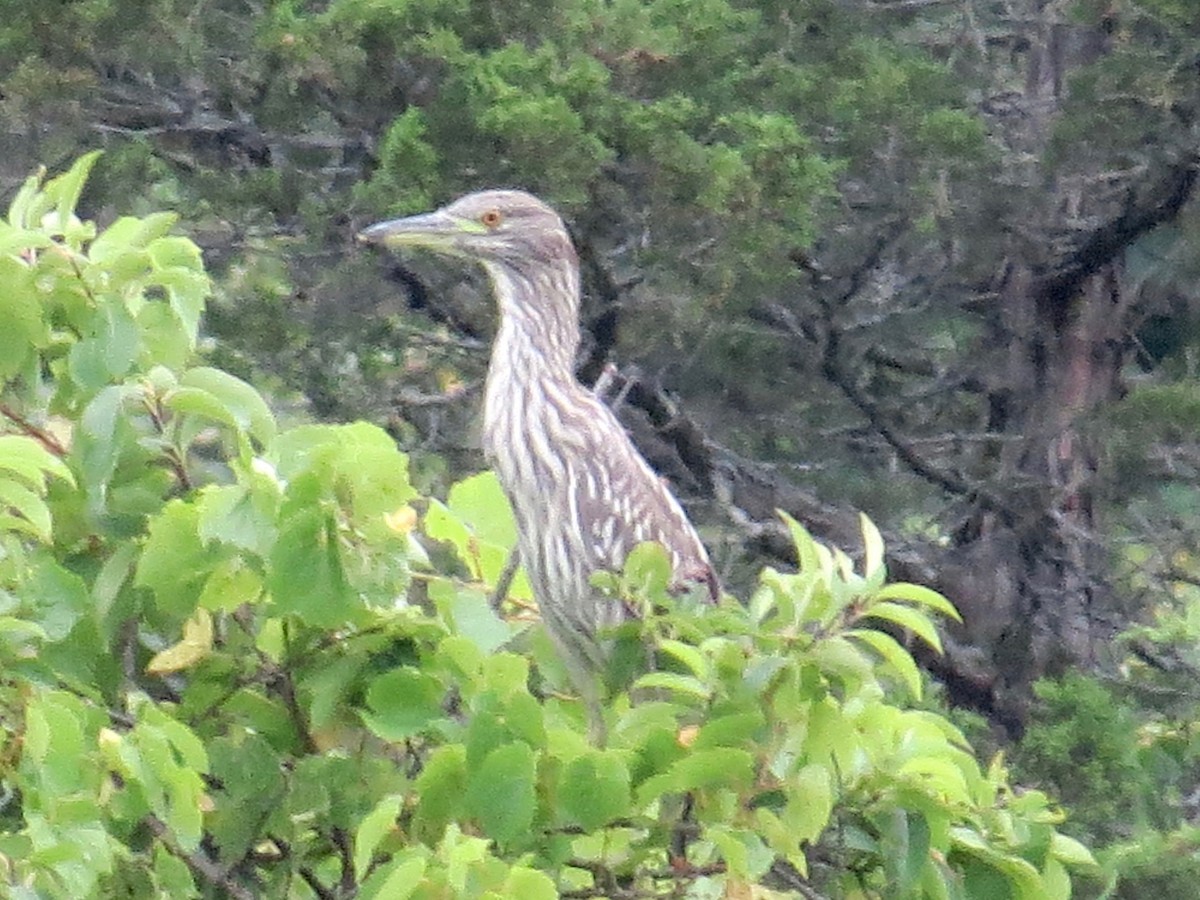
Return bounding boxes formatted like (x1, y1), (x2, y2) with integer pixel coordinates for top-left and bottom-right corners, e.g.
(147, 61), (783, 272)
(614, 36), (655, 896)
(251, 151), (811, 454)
(413, 745), (468, 844)
(1049, 833), (1097, 868)
(639, 748), (754, 802)
(7, 168), (43, 229)
(25, 689), (90, 786)
(354, 794), (405, 880)
(359, 854), (426, 900)
(165, 386), (239, 430)
(781, 511), (821, 574)
(206, 732), (285, 862)
(90, 213), (179, 261)
(197, 558), (263, 612)
(0, 435), (73, 490)
(28, 557), (90, 641)
(1041, 857), (1071, 900)
(785, 764), (833, 844)
(113, 712), (208, 853)
(197, 483), (278, 556)
(426, 472), (529, 597)
(68, 301), (140, 391)
(137, 299), (193, 372)
(363, 668), (446, 741)
(861, 512), (885, 580)
(658, 638), (709, 679)
(46, 150), (101, 234)
(900, 757), (972, 804)
(873, 582), (962, 622)
(880, 809), (931, 897)
(135, 500), (222, 616)
(149, 707), (209, 773)
(153, 843), (195, 896)
(446, 470), (518, 547)
(0, 223), (53, 257)
(502, 867), (558, 900)
(179, 367), (276, 448)
(845, 628), (923, 699)
(274, 422), (416, 524)
(623, 541), (672, 597)
(810, 635), (873, 683)
(558, 751), (632, 831)
(480, 652), (531, 697)
(0, 477), (52, 540)
(336, 423), (417, 519)
(631, 671), (712, 701)
(92, 542), (138, 621)
(951, 827), (1046, 897)
(434, 582), (513, 654)
(76, 384), (131, 500)
(709, 826), (773, 881)
(466, 742), (537, 846)
(148, 236), (209, 341)
(861, 601), (944, 652)
(694, 711), (766, 749)
(0, 256), (44, 379)
(268, 507), (355, 627)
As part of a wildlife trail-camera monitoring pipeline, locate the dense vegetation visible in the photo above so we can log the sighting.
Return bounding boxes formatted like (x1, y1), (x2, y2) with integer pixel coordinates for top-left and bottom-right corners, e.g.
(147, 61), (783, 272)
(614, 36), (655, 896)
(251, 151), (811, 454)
(1, 0), (1199, 897)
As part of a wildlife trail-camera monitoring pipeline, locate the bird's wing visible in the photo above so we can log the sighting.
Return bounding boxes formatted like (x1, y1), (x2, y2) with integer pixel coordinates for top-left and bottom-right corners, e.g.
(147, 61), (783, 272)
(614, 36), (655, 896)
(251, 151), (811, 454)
(571, 396), (718, 600)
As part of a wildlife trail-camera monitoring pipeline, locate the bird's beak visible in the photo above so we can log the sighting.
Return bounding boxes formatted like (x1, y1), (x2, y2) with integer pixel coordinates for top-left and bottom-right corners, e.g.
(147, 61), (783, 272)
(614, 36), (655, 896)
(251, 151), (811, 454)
(357, 210), (471, 252)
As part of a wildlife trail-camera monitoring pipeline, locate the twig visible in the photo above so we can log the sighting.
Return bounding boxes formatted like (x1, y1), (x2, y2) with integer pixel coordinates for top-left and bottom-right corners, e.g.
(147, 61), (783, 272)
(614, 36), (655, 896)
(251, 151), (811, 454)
(277, 621), (320, 754)
(331, 826), (356, 895)
(490, 548), (522, 612)
(141, 393), (194, 492)
(145, 815), (255, 900)
(298, 867), (336, 900)
(0, 404), (68, 456)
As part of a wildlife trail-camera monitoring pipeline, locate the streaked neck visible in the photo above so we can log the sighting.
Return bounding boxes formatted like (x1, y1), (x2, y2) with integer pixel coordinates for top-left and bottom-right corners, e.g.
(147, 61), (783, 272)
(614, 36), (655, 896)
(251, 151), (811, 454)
(481, 259), (585, 458)
(483, 259), (581, 380)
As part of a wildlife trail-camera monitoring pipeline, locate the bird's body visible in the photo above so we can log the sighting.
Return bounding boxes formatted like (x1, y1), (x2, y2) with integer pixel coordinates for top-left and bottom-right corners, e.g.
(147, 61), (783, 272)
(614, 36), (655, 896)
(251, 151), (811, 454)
(360, 190), (717, 693)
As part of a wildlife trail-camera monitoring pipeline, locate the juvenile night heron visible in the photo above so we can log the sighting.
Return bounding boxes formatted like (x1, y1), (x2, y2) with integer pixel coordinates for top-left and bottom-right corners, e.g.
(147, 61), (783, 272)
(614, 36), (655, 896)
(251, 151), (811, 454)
(360, 190), (718, 701)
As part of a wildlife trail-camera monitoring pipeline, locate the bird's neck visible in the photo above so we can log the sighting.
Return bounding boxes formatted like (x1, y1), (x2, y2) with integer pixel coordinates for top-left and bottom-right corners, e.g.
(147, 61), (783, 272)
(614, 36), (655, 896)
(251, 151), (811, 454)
(483, 260), (581, 383)
(481, 260), (586, 456)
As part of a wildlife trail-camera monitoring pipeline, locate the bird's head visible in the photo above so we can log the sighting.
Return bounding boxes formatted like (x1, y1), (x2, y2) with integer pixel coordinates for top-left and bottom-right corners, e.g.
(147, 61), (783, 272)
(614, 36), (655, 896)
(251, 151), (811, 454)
(358, 190), (576, 273)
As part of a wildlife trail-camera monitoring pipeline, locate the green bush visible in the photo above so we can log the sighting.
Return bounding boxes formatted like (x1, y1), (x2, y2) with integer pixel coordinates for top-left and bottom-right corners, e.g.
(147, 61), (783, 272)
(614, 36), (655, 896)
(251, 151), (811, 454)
(1012, 674), (1152, 846)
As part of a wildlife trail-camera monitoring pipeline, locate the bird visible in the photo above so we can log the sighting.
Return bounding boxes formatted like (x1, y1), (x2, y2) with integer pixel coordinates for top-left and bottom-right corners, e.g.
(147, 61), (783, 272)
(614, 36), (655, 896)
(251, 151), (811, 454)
(359, 190), (718, 711)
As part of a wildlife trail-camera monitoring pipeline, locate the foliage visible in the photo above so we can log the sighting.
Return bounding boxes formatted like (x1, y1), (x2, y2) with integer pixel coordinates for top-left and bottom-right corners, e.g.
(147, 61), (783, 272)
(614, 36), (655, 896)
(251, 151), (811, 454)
(5, 1), (1200, 896)
(1012, 675), (1159, 846)
(0, 157), (1098, 898)
(1087, 828), (1200, 900)
(1010, 597), (1200, 898)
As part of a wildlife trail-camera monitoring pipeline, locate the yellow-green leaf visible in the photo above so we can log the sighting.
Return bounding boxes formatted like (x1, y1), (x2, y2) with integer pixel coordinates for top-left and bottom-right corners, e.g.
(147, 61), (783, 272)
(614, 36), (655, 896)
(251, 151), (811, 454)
(873, 582), (962, 622)
(1050, 833), (1097, 868)
(146, 609), (214, 674)
(861, 601), (944, 652)
(846, 628), (923, 699)
(354, 794), (404, 880)
(861, 513), (885, 580)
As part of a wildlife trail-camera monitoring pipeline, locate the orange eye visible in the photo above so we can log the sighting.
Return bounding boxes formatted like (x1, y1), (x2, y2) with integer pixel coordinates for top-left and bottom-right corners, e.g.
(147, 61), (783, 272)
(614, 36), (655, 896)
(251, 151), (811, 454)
(480, 209), (503, 228)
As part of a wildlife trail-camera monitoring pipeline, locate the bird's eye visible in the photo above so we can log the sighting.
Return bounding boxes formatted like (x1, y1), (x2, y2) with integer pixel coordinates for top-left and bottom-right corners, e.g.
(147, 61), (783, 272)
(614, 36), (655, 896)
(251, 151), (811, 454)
(480, 209), (503, 229)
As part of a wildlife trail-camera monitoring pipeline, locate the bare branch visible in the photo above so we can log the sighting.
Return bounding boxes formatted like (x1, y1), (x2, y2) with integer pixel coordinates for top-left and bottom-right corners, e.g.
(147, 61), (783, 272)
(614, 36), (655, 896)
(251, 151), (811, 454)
(0, 404), (68, 457)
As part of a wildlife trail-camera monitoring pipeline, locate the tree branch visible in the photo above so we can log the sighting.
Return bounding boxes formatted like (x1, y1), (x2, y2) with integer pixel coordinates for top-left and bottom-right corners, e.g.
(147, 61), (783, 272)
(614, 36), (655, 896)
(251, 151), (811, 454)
(145, 815), (256, 900)
(0, 404), (68, 456)
(1036, 154), (1200, 311)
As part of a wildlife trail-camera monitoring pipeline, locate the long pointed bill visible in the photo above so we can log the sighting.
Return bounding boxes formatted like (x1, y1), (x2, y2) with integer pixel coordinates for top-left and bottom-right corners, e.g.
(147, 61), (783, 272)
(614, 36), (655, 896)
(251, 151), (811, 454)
(357, 210), (480, 251)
